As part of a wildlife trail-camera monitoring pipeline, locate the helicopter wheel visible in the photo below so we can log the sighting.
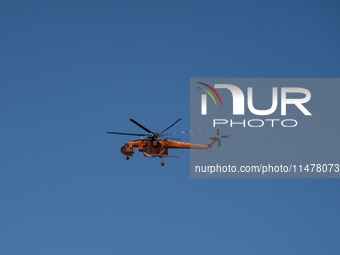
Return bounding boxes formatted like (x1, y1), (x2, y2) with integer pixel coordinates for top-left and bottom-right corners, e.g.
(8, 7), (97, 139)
(161, 162), (164, 166)
(126, 156), (129, 160)
(159, 155), (162, 158)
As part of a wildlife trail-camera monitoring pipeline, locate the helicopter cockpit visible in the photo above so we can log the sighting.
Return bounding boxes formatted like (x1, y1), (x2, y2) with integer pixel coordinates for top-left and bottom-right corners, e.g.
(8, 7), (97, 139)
(121, 143), (130, 150)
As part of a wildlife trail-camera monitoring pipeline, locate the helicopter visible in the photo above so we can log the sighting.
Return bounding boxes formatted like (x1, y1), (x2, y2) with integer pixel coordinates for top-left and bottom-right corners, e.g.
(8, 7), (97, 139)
(107, 118), (230, 166)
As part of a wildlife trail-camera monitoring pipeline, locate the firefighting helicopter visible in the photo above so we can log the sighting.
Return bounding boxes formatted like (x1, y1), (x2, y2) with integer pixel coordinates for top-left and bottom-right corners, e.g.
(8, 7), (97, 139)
(107, 118), (230, 166)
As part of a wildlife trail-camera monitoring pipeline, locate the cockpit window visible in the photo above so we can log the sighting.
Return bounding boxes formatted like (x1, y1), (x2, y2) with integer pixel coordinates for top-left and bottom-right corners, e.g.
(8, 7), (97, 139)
(124, 143), (130, 148)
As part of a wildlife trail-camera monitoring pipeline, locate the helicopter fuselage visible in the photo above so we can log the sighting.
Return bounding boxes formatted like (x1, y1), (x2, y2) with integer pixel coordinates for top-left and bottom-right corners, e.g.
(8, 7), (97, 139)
(120, 137), (216, 158)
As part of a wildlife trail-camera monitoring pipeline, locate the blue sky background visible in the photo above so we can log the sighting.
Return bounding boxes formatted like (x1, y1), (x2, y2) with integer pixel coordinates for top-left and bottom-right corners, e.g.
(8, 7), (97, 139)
(1, 0), (340, 254)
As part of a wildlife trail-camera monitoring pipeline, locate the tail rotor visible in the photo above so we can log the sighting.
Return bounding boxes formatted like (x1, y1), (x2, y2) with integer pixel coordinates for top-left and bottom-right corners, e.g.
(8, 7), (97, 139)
(208, 127), (230, 148)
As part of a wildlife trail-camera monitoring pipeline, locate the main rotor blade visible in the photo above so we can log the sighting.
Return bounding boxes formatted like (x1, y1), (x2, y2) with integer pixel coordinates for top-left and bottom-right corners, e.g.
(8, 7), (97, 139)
(106, 131), (149, 136)
(160, 117), (183, 135)
(218, 140), (221, 148)
(161, 128), (206, 136)
(221, 135), (230, 138)
(130, 119), (154, 134)
(166, 137), (182, 141)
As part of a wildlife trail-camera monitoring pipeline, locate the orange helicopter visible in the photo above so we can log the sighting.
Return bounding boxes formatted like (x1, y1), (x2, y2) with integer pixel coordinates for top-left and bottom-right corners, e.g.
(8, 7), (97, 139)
(107, 118), (230, 166)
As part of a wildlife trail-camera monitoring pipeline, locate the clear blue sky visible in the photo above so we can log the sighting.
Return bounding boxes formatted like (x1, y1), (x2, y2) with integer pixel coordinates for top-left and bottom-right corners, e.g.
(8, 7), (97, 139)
(1, 0), (339, 254)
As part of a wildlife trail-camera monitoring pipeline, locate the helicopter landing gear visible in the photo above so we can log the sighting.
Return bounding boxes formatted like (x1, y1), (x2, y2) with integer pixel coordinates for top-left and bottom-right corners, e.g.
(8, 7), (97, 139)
(161, 162), (164, 166)
(126, 156), (129, 160)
